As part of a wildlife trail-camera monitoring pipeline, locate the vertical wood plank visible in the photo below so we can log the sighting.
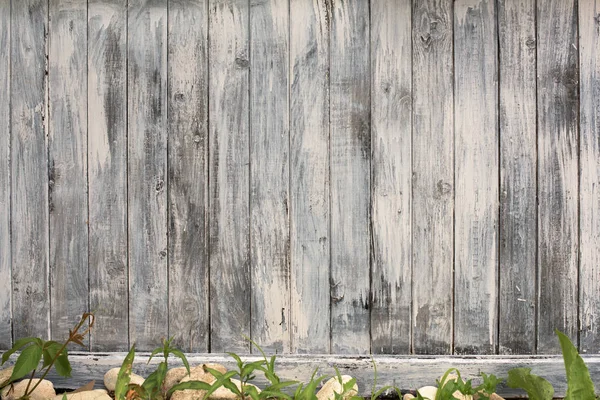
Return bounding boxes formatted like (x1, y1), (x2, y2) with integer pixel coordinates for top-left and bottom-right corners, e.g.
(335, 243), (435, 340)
(370, 0), (412, 355)
(579, 0), (600, 353)
(536, 0), (579, 354)
(411, 0), (454, 355)
(497, 0), (537, 355)
(167, 0), (210, 352)
(128, 0), (168, 350)
(453, 0), (499, 355)
(208, 0), (251, 353)
(11, 0), (50, 340)
(250, 0), (290, 353)
(329, 0), (371, 354)
(88, 0), (128, 351)
(0, 0), (11, 348)
(289, 0), (330, 354)
(48, 0), (88, 340)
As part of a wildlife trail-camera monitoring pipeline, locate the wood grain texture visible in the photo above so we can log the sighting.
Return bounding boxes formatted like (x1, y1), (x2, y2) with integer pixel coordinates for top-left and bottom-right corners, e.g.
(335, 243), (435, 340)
(289, 0), (330, 354)
(411, 0), (454, 355)
(0, 0), (11, 349)
(11, 0), (50, 340)
(578, 0), (600, 353)
(453, 0), (499, 355)
(167, 0), (210, 352)
(48, 0), (89, 341)
(329, 0), (371, 354)
(128, 0), (168, 350)
(536, 0), (579, 354)
(370, 0), (412, 355)
(208, 0), (251, 353)
(497, 0), (537, 355)
(249, 0), (290, 353)
(88, 0), (129, 351)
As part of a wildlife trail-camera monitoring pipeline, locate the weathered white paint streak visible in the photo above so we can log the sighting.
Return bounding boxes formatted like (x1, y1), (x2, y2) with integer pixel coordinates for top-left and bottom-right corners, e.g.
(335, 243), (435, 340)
(289, 0), (331, 354)
(454, 0), (499, 355)
(579, 0), (600, 353)
(168, 0), (210, 352)
(88, 0), (129, 351)
(498, 0), (537, 354)
(0, 0), (11, 349)
(370, 0), (412, 355)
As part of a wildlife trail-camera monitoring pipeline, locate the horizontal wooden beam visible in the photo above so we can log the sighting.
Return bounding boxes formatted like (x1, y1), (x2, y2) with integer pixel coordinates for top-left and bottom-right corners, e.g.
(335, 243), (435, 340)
(4, 352), (599, 398)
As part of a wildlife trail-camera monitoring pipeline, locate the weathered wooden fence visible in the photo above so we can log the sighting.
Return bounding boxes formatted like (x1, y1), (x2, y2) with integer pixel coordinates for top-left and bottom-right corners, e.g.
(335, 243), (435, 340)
(0, 0), (599, 358)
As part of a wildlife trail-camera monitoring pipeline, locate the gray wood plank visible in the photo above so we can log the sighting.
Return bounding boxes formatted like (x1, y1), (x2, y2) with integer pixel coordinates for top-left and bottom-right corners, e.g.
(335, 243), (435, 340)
(536, 0), (579, 354)
(411, 0), (454, 355)
(453, 0), (499, 355)
(208, 0), (251, 353)
(48, 0), (89, 342)
(11, 0), (50, 340)
(0, 0), (11, 349)
(497, 0), (537, 355)
(167, 0), (210, 352)
(289, 0), (330, 354)
(127, 0), (168, 350)
(578, 0), (600, 353)
(370, 0), (412, 355)
(88, 0), (129, 351)
(249, 0), (290, 354)
(329, 0), (371, 355)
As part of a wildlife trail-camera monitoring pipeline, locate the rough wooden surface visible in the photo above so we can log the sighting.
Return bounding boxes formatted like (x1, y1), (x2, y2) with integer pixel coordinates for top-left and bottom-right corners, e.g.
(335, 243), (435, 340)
(88, 0), (129, 351)
(0, 0), (11, 349)
(208, 0), (251, 353)
(26, 352), (600, 398)
(536, 0), (579, 354)
(48, 0), (89, 342)
(289, 0), (331, 354)
(370, 0), (412, 355)
(578, 0), (600, 354)
(167, 0), (210, 353)
(411, 0), (454, 355)
(11, 0), (50, 340)
(250, 0), (291, 354)
(127, 0), (169, 350)
(497, 0), (537, 355)
(453, 0), (499, 355)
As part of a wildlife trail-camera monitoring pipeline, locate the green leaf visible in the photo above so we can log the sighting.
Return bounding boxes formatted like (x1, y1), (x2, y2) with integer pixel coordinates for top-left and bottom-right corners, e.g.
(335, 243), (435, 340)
(115, 345), (136, 400)
(556, 330), (597, 400)
(142, 361), (168, 400)
(9, 344), (43, 382)
(41, 341), (71, 377)
(167, 380), (212, 396)
(168, 349), (190, 375)
(2, 338), (39, 365)
(507, 368), (554, 400)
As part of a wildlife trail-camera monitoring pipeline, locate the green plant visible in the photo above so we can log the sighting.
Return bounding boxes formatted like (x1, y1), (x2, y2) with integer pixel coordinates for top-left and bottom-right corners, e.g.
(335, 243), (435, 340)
(506, 367), (554, 400)
(368, 358), (402, 400)
(555, 329), (598, 400)
(0, 312), (95, 400)
(429, 368), (502, 400)
(291, 368), (329, 400)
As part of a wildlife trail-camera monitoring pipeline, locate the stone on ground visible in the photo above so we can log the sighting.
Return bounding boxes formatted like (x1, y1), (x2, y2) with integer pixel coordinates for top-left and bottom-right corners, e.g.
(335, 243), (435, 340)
(1, 379), (56, 400)
(0, 367), (13, 388)
(52, 390), (110, 400)
(315, 376), (358, 400)
(103, 368), (144, 391)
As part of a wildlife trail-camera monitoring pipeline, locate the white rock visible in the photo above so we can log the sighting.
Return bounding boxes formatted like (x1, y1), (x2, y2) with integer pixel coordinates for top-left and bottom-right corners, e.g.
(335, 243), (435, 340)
(169, 364), (229, 400)
(402, 394), (415, 400)
(52, 390), (111, 400)
(170, 376), (259, 400)
(416, 386), (437, 400)
(164, 367), (190, 394)
(316, 376), (358, 400)
(103, 368), (144, 392)
(1, 379), (56, 400)
(0, 368), (13, 388)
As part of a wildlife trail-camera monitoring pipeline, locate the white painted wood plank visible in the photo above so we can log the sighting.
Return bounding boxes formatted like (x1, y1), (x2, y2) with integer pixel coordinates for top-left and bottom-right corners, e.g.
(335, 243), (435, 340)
(208, 0), (251, 353)
(0, 0), (11, 349)
(31, 352), (600, 398)
(411, 0), (454, 355)
(167, 0), (210, 352)
(453, 0), (499, 355)
(329, 0), (371, 355)
(250, 0), (290, 354)
(11, 0), (50, 340)
(370, 0), (412, 355)
(127, 0), (168, 350)
(578, 0), (600, 353)
(88, 0), (129, 351)
(48, 0), (89, 342)
(497, 0), (537, 355)
(289, 0), (330, 354)
(536, 0), (579, 354)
